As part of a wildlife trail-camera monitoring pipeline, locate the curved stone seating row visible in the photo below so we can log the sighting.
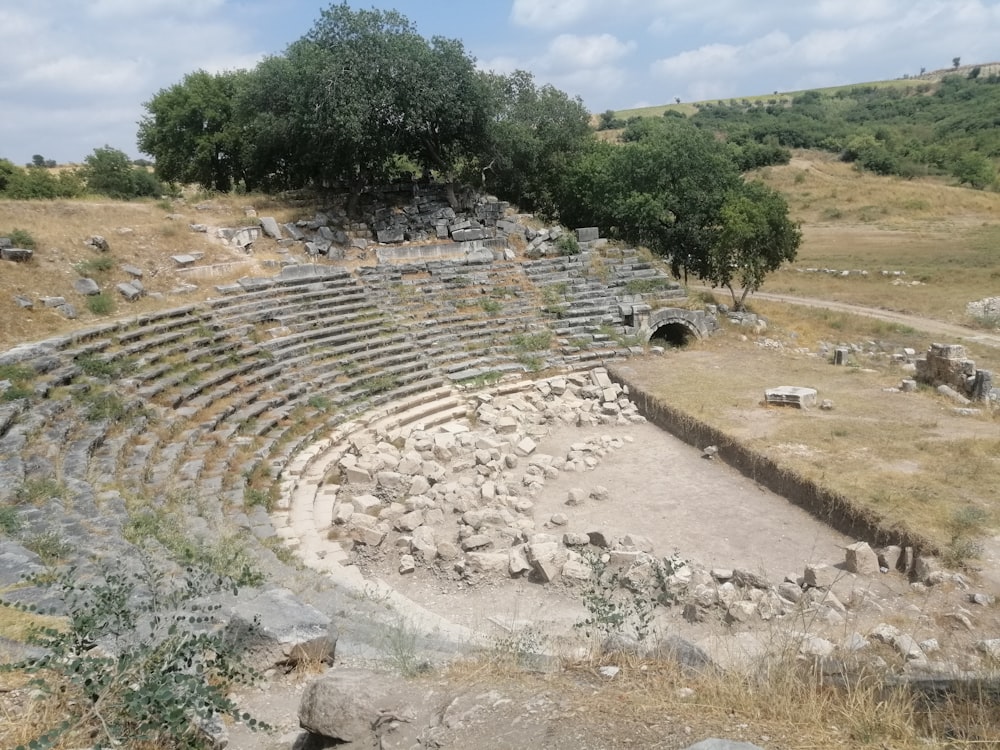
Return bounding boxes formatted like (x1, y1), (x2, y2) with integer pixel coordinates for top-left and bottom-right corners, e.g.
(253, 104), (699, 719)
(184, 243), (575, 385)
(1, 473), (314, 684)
(0, 251), (692, 599)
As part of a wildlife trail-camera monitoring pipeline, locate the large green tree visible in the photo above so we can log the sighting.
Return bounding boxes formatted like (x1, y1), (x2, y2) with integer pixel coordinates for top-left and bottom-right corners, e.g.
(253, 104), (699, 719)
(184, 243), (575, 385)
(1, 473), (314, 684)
(708, 181), (801, 309)
(559, 118), (743, 280)
(474, 69), (592, 216)
(138, 69), (247, 191)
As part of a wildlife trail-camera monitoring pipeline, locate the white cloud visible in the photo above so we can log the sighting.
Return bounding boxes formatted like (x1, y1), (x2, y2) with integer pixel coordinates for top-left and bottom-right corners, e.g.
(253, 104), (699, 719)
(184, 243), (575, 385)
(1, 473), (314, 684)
(22, 55), (146, 95)
(510, 0), (598, 28)
(0, 0), (266, 162)
(478, 31), (635, 100)
(87, 0), (226, 19)
(546, 33), (636, 71)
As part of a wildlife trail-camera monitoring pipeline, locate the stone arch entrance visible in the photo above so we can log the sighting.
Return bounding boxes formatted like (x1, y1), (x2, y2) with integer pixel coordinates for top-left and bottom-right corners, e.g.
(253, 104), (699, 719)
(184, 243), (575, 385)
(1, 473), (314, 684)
(650, 319), (698, 347)
(622, 306), (718, 345)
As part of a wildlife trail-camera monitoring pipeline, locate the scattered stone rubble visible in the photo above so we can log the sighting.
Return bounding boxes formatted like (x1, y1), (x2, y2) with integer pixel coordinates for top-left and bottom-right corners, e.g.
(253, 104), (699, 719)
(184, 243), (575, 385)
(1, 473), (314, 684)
(209, 187), (584, 264)
(966, 296), (1000, 323)
(322, 368), (647, 586)
(288, 366), (999, 684)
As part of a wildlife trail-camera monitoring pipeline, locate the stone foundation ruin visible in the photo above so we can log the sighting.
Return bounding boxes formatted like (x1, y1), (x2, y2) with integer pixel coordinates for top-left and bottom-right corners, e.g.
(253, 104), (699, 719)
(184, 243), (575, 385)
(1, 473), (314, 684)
(916, 343), (995, 401)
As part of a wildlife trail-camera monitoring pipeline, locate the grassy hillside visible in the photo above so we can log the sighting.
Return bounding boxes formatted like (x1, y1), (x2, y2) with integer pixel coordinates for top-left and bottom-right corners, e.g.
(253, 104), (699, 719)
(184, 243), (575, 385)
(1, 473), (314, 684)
(604, 62), (1000, 189)
(750, 150), (1000, 324)
(613, 62), (1000, 120)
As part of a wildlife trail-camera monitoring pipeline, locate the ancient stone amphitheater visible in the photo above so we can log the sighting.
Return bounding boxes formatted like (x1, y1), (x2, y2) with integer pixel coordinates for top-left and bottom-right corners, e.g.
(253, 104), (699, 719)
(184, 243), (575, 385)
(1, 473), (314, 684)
(0, 200), (718, 657)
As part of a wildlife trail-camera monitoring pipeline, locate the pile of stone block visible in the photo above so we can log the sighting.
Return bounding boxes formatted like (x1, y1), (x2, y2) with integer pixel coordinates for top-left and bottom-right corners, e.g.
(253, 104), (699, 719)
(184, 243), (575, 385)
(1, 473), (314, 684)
(916, 343), (994, 401)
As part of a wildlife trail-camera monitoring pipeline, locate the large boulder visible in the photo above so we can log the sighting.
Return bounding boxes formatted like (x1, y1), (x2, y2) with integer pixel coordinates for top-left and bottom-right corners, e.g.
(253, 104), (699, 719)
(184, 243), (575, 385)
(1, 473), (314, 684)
(298, 669), (404, 743)
(225, 588), (336, 671)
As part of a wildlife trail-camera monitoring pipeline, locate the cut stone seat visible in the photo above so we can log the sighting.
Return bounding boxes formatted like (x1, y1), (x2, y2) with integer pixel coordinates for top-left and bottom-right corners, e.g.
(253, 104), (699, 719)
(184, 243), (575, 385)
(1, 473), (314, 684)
(262, 314), (391, 357)
(364, 385), (463, 435)
(230, 396), (288, 432)
(210, 296), (374, 333)
(118, 329), (190, 359)
(115, 308), (203, 346)
(60, 338), (115, 361)
(764, 386), (818, 409)
(37, 364), (80, 392)
(276, 301), (378, 333)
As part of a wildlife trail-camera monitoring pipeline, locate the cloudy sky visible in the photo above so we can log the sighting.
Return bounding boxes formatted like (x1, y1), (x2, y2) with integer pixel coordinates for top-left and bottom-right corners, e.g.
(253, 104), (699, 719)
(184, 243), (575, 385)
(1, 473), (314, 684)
(2, 0), (998, 165)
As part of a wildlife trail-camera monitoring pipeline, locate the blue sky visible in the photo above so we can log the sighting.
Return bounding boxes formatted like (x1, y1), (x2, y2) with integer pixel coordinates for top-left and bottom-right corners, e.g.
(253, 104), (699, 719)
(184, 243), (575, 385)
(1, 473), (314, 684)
(2, 0), (999, 165)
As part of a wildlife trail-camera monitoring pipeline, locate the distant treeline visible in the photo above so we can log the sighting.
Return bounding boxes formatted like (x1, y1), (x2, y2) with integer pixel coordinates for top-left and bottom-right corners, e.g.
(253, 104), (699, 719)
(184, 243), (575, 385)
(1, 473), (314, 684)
(684, 74), (1000, 188)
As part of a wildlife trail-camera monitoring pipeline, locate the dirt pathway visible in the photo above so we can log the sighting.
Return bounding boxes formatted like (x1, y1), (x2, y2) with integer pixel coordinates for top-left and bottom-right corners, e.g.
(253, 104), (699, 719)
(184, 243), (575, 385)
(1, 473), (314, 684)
(698, 286), (1000, 349)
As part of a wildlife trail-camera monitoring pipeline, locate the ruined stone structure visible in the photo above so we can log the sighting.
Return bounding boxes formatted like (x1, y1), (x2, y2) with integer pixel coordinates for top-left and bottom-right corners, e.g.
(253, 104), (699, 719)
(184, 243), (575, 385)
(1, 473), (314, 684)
(0, 207), (712, 638)
(916, 343), (995, 401)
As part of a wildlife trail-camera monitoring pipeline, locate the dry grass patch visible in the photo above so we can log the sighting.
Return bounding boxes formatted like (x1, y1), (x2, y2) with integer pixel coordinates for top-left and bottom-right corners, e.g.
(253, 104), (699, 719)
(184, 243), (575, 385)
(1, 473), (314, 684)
(444, 651), (1000, 748)
(0, 194), (330, 350)
(617, 316), (998, 551)
(750, 152), (1000, 324)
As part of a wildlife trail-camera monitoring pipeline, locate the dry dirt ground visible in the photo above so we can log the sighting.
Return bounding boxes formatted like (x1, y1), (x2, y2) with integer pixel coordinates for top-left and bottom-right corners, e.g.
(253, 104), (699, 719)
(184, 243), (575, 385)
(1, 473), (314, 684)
(359, 419), (854, 636)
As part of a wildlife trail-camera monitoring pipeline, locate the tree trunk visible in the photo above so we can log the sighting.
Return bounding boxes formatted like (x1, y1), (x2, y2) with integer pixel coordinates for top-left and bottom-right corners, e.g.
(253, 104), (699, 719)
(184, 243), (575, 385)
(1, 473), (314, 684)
(737, 285), (752, 310)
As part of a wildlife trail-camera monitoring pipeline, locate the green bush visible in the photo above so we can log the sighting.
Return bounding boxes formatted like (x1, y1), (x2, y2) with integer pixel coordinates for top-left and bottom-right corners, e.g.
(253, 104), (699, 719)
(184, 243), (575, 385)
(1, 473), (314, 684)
(76, 389), (144, 424)
(74, 256), (114, 276)
(6, 228), (36, 249)
(0, 505), (22, 535)
(479, 298), (502, 315)
(511, 331), (552, 351)
(21, 531), (72, 565)
(81, 145), (165, 199)
(556, 233), (580, 256)
(13, 477), (65, 505)
(0, 366), (35, 401)
(5, 562), (266, 749)
(86, 293), (115, 316)
(1, 167), (83, 199)
(77, 354), (125, 378)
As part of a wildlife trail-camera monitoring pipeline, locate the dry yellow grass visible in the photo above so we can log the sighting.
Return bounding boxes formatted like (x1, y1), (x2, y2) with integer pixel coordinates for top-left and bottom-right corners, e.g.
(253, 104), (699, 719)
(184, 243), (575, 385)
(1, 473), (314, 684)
(0, 194), (317, 350)
(444, 650), (1000, 748)
(752, 152), (1000, 324)
(616, 310), (999, 552)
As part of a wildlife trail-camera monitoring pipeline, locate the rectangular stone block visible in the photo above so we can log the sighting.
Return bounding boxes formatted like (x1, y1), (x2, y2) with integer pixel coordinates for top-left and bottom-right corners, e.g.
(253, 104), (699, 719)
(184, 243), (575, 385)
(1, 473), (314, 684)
(764, 386), (817, 409)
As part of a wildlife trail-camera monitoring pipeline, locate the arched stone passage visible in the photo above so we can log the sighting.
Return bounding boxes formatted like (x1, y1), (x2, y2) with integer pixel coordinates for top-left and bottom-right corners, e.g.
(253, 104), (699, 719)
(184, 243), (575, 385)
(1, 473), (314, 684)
(622, 306), (718, 345)
(650, 320), (697, 347)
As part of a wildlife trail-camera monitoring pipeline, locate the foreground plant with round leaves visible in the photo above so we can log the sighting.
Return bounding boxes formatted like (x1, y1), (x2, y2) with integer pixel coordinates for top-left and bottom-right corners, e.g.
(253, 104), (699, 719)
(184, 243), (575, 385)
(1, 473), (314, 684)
(2, 557), (268, 749)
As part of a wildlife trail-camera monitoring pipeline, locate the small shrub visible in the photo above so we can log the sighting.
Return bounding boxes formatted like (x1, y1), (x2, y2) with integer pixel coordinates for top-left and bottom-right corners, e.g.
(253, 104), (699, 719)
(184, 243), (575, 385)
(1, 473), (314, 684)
(307, 394), (332, 412)
(359, 374), (399, 397)
(556, 233), (580, 256)
(479, 298), (502, 315)
(86, 293), (115, 316)
(76, 389), (145, 424)
(244, 487), (274, 512)
(575, 551), (686, 643)
(77, 354), (124, 378)
(1, 384), (33, 402)
(380, 617), (430, 677)
(21, 531), (73, 565)
(7, 228), (36, 249)
(625, 277), (671, 294)
(14, 477), (65, 506)
(73, 256), (114, 276)
(0, 505), (22, 535)
(511, 331), (552, 351)
(943, 505), (990, 567)
(125, 506), (263, 587)
(517, 354), (544, 371)
(5, 562), (266, 749)
(541, 284), (566, 313)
